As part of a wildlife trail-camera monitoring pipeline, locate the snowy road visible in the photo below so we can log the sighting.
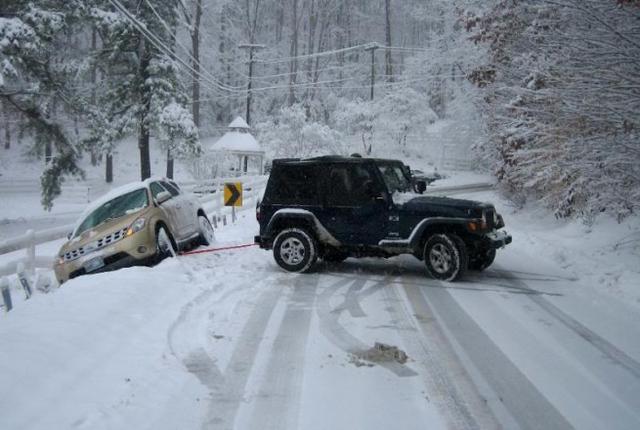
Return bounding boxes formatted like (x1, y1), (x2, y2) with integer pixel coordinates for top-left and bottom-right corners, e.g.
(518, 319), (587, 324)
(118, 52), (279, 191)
(2, 205), (640, 430)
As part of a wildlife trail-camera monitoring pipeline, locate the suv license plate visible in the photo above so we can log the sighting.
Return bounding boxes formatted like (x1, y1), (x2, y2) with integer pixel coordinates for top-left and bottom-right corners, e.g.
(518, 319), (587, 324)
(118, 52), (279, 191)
(84, 257), (105, 273)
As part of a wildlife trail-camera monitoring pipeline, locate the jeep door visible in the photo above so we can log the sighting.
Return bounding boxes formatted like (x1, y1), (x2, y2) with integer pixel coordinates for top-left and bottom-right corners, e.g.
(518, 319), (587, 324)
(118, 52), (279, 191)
(318, 163), (389, 245)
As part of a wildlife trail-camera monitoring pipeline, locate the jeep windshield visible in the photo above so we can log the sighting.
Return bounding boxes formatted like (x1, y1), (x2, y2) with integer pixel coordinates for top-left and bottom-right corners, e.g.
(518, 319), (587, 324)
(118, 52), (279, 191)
(74, 188), (149, 237)
(377, 162), (412, 193)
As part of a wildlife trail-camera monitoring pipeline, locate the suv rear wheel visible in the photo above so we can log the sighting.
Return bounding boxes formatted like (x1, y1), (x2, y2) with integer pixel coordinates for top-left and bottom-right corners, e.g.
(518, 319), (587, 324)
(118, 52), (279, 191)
(424, 234), (467, 281)
(197, 215), (215, 246)
(273, 228), (318, 273)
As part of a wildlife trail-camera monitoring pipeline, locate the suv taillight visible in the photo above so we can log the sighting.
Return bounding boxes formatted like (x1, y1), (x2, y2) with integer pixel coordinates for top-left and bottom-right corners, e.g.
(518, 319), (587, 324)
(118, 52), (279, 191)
(256, 200), (261, 221)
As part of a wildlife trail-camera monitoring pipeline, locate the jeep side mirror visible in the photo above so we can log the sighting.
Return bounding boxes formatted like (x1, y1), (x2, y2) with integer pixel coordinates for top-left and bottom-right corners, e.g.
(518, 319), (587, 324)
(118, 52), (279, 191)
(415, 180), (427, 194)
(156, 191), (172, 205)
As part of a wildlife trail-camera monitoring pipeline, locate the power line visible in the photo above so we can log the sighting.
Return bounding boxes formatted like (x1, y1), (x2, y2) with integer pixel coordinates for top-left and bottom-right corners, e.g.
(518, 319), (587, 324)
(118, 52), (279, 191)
(142, 0), (246, 91)
(107, 0), (245, 95)
(253, 44), (370, 65)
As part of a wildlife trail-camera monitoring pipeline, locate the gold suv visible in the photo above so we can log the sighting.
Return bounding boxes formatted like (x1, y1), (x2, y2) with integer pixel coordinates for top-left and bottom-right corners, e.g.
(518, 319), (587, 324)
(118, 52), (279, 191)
(54, 178), (215, 283)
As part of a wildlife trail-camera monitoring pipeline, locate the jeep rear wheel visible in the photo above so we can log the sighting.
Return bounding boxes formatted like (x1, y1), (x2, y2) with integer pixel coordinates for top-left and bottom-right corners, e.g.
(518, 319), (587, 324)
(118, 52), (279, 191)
(424, 234), (467, 281)
(273, 228), (318, 273)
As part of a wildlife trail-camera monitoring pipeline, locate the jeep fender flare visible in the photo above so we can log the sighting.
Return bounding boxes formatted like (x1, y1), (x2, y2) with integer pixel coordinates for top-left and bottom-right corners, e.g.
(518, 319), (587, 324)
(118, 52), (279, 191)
(266, 209), (341, 247)
(378, 217), (471, 251)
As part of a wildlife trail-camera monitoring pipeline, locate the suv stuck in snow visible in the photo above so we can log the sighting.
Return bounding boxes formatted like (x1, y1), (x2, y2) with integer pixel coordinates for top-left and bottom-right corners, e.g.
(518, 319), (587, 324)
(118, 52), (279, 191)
(54, 178), (215, 283)
(255, 156), (512, 281)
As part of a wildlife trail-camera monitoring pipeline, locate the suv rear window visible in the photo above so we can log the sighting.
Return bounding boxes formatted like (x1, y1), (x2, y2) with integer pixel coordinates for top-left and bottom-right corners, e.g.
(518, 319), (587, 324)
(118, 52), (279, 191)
(267, 164), (319, 205)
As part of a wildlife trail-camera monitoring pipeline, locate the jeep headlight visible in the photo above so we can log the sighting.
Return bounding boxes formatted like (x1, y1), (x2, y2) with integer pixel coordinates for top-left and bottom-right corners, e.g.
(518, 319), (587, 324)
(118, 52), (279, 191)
(126, 218), (146, 237)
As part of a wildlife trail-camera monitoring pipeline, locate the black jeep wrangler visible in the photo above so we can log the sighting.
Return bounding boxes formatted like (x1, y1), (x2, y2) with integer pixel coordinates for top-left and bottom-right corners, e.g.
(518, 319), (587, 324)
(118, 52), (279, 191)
(255, 156), (511, 281)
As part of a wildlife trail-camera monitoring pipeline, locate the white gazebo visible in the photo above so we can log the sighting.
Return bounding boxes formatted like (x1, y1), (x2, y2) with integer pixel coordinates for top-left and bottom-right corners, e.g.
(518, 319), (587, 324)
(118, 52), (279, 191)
(204, 117), (265, 176)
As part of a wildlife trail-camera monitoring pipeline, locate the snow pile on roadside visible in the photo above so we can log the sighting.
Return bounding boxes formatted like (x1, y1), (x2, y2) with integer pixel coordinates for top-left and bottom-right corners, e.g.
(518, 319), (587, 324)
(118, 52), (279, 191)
(0, 257), (211, 430)
(521, 215), (640, 305)
(489, 193), (640, 308)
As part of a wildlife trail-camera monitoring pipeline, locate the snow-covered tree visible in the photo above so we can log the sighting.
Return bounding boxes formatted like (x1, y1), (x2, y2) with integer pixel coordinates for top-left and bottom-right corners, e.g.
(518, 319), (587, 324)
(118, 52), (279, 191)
(467, 0), (640, 221)
(86, 0), (199, 181)
(256, 103), (344, 158)
(335, 99), (375, 155)
(0, 1), (86, 209)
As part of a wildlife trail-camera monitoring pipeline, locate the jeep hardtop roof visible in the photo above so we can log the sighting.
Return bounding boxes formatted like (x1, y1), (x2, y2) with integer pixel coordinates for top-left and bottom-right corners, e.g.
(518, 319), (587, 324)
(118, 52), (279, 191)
(272, 155), (405, 165)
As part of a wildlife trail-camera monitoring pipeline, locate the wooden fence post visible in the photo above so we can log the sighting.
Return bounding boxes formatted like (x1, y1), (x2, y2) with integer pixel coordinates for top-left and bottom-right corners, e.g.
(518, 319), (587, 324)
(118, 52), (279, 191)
(1, 277), (12, 312)
(26, 229), (35, 276)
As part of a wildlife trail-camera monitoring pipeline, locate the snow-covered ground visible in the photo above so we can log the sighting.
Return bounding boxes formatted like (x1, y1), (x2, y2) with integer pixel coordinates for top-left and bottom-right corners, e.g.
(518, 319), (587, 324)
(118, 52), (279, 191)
(1, 177), (640, 429)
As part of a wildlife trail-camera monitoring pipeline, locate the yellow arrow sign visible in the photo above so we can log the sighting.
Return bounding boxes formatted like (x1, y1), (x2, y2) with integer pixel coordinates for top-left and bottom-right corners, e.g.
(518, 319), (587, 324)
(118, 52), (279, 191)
(224, 182), (243, 207)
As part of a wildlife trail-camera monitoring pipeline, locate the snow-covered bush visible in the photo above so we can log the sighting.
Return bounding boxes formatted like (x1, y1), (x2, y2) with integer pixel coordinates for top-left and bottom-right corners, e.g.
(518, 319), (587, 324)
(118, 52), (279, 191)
(256, 104), (345, 159)
(467, 0), (640, 221)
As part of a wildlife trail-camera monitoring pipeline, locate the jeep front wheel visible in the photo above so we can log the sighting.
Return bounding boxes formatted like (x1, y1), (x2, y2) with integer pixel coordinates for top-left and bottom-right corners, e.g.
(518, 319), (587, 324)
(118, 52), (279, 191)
(424, 234), (468, 281)
(273, 228), (318, 273)
(469, 248), (496, 271)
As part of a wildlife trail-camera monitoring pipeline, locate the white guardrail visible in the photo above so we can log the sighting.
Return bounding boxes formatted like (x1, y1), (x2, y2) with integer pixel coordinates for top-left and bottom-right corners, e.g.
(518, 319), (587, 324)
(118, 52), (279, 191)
(0, 176), (268, 284)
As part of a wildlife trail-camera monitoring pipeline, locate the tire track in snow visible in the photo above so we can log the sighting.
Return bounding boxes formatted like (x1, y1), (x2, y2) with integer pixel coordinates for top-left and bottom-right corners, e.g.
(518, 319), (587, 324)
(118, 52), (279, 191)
(167, 265), (291, 430)
(316, 275), (418, 377)
(411, 278), (573, 430)
(494, 266), (640, 380)
(245, 274), (320, 430)
(204, 278), (286, 429)
(328, 276), (367, 317)
(383, 278), (496, 430)
(488, 267), (640, 426)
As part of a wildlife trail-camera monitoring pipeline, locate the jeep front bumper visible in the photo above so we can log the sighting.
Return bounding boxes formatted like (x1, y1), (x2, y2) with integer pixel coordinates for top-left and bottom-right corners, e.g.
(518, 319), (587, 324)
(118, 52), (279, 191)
(485, 230), (512, 249)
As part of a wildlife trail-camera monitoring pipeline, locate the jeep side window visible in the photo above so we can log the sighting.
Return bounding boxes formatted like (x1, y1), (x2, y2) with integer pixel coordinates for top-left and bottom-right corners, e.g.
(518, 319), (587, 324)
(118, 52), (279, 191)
(269, 165), (319, 205)
(325, 165), (375, 206)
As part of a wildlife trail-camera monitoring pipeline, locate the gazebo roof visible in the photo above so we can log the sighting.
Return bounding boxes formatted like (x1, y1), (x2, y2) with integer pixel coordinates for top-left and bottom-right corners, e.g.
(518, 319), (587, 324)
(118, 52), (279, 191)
(208, 131), (262, 153)
(228, 116), (250, 130)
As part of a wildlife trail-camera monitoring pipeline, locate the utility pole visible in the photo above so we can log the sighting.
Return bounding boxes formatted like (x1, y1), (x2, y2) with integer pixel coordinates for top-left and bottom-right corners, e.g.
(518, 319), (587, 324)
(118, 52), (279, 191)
(364, 43), (379, 101)
(239, 43), (265, 126)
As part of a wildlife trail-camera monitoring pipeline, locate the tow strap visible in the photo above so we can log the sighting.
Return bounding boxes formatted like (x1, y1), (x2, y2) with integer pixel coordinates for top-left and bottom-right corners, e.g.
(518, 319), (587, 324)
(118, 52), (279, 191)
(179, 243), (257, 256)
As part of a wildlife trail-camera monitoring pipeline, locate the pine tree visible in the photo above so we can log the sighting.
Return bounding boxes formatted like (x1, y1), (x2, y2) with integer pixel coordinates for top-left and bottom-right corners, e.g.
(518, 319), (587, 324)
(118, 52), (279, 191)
(86, 0), (198, 182)
(0, 0), (87, 209)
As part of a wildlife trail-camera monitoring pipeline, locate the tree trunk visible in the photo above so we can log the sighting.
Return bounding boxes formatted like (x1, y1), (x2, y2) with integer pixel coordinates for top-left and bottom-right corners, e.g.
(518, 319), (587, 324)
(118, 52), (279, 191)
(276, 1), (284, 43)
(288, 0), (299, 106)
(166, 148), (174, 179)
(2, 100), (10, 150)
(384, 0), (393, 81)
(337, 1), (345, 85)
(45, 141), (52, 164)
(106, 153), (113, 183)
(311, 9), (329, 101)
(139, 124), (151, 180)
(192, 0), (202, 130)
(138, 38), (152, 180)
(90, 27), (98, 166)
